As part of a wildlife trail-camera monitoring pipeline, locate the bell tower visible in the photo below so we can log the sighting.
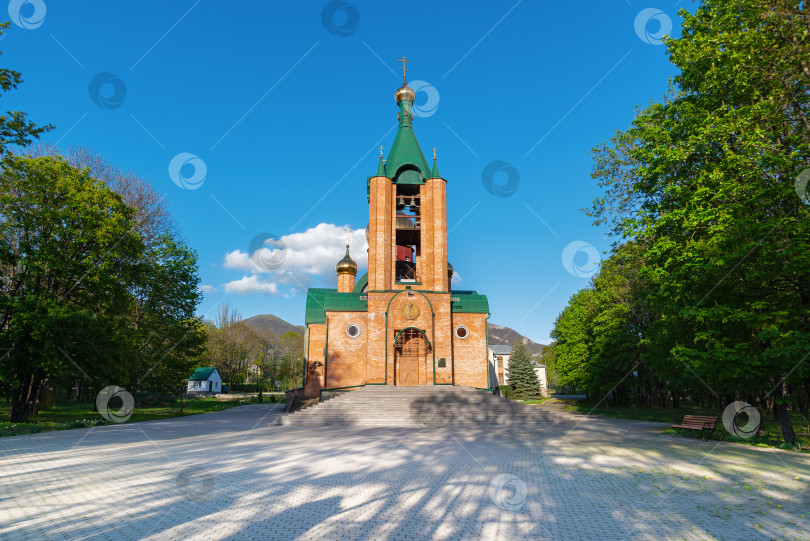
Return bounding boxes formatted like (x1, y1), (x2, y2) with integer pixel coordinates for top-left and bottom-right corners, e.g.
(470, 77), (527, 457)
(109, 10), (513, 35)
(301, 59), (491, 394)
(367, 60), (448, 292)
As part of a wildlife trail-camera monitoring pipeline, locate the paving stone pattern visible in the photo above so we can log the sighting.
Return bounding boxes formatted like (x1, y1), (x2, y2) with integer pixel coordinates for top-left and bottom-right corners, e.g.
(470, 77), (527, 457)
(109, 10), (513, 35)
(1, 402), (809, 540)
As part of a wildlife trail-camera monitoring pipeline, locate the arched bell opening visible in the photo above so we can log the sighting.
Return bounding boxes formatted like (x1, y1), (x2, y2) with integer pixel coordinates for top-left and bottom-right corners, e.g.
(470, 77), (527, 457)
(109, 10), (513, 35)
(394, 175), (422, 283)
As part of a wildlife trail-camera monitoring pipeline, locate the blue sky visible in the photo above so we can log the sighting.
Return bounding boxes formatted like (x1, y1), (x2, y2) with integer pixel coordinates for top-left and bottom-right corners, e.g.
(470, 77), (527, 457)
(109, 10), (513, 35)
(4, 0), (687, 343)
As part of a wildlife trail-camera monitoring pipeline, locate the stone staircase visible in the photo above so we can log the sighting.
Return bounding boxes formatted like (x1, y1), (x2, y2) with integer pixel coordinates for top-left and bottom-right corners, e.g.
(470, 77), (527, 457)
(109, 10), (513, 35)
(280, 385), (568, 428)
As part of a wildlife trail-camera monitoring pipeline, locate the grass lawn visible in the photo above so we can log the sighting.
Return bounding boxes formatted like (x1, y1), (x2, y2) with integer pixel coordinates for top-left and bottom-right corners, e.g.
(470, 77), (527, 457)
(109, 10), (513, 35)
(0, 392), (282, 437)
(558, 397), (810, 452)
(519, 397), (552, 405)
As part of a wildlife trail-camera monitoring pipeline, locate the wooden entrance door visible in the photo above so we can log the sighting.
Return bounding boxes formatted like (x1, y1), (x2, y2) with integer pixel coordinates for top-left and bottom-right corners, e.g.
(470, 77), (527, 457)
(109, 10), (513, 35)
(395, 329), (427, 386)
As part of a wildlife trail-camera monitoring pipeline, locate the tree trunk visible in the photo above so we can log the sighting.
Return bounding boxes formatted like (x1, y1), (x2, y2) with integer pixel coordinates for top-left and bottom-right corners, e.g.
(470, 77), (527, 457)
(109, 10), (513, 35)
(9, 373), (43, 422)
(799, 380), (810, 418)
(774, 401), (797, 446)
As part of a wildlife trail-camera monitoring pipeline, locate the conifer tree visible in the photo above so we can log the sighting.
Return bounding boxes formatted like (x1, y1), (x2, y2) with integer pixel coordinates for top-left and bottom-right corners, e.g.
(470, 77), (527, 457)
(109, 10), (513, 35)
(506, 342), (542, 400)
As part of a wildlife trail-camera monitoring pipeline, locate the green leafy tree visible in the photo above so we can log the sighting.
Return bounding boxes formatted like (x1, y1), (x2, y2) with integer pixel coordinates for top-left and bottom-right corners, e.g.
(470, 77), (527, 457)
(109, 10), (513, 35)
(278, 330), (304, 390)
(0, 23), (52, 153)
(252, 328), (280, 398)
(506, 342), (542, 400)
(581, 0), (810, 444)
(551, 289), (595, 397)
(541, 345), (560, 392)
(206, 304), (258, 387)
(0, 155), (142, 421)
(20, 145), (203, 400)
(125, 234), (206, 394)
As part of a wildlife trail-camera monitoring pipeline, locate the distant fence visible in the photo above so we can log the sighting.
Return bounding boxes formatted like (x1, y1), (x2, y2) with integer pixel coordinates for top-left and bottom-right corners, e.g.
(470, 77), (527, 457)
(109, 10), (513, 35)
(226, 383), (289, 393)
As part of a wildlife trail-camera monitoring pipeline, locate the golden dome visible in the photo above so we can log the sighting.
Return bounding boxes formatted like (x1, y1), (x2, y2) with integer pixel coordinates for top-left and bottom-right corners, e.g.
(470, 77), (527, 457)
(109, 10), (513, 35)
(395, 83), (415, 103)
(336, 245), (358, 275)
(447, 262), (454, 279)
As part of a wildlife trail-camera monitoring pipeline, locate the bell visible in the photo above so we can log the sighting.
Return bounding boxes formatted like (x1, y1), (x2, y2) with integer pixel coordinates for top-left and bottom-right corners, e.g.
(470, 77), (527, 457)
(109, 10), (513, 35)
(408, 197), (418, 212)
(397, 196), (406, 210)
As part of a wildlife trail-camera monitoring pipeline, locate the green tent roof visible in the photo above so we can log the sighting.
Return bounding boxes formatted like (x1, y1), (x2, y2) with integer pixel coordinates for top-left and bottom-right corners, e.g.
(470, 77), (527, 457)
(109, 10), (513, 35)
(431, 158), (440, 179)
(188, 367), (219, 381)
(383, 99), (431, 182)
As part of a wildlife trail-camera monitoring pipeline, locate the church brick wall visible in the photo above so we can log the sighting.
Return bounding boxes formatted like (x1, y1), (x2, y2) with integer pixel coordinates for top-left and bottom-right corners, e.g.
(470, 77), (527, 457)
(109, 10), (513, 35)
(365, 296), (389, 384)
(325, 311), (367, 389)
(387, 291), (436, 385)
(368, 176), (393, 291)
(428, 293), (453, 384)
(304, 323), (326, 398)
(419, 183), (434, 290)
(451, 312), (489, 388)
(308, 303), (489, 389)
(422, 179), (448, 291)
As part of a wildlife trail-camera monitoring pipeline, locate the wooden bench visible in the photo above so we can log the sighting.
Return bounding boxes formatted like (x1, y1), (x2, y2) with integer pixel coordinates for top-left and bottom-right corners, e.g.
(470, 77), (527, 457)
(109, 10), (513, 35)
(671, 415), (720, 440)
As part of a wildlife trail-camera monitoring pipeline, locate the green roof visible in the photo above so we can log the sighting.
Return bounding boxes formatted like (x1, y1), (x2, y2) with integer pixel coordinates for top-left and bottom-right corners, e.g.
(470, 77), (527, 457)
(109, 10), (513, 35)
(188, 367), (219, 381)
(450, 290), (490, 314)
(384, 100), (431, 182)
(305, 288), (368, 324)
(431, 158), (440, 179)
(353, 272), (369, 294)
(306, 287), (489, 323)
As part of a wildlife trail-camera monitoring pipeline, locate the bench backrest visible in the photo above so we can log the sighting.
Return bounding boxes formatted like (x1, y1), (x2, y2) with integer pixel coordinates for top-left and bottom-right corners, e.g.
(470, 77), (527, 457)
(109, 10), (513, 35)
(682, 415), (717, 425)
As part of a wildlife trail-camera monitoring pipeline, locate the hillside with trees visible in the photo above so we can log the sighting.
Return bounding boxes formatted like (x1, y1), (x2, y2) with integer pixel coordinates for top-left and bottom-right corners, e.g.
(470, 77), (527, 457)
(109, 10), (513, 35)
(242, 314), (305, 337)
(202, 307), (304, 392)
(487, 323), (546, 357)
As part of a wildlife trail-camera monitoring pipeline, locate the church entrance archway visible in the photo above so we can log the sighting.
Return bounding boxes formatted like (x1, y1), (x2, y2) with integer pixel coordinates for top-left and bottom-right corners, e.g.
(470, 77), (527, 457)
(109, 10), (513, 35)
(394, 328), (431, 386)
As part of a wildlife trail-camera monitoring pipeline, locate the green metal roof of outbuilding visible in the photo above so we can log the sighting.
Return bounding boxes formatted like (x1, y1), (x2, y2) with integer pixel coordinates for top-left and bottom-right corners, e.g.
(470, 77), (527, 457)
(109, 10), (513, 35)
(188, 367), (219, 381)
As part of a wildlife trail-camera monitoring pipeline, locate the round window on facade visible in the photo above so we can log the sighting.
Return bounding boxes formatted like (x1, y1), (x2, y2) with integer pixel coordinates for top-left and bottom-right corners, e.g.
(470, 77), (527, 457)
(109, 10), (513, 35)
(346, 324), (361, 339)
(455, 325), (469, 340)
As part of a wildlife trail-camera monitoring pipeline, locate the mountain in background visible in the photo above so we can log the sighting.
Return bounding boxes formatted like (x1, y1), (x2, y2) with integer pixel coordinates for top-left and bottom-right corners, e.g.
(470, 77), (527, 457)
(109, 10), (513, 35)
(486, 323), (546, 357)
(241, 315), (546, 357)
(242, 314), (305, 337)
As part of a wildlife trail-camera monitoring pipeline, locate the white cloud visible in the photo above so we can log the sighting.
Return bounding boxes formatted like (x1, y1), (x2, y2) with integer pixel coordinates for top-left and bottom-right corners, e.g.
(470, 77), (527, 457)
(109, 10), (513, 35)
(224, 275), (280, 295)
(282, 288), (299, 299)
(452, 271), (462, 285)
(198, 284), (217, 294)
(223, 250), (255, 272)
(224, 223), (368, 278)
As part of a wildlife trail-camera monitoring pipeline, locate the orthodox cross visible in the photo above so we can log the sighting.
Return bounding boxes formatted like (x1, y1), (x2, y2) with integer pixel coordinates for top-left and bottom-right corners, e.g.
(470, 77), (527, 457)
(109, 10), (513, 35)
(396, 56), (410, 84)
(345, 226), (351, 247)
(379, 145), (384, 158)
(433, 147), (437, 160)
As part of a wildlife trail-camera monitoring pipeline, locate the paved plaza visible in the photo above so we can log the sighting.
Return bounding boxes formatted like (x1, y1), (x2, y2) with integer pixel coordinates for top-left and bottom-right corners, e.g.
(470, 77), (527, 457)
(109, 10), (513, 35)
(1, 402), (809, 540)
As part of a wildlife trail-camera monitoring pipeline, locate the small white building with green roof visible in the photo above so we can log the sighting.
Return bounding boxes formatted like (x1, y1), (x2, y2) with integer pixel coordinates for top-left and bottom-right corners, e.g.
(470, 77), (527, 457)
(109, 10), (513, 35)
(187, 367), (222, 394)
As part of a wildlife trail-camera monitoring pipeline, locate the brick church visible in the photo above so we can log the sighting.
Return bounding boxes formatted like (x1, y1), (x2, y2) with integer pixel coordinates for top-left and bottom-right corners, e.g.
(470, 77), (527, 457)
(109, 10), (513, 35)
(302, 67), (490, 397)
